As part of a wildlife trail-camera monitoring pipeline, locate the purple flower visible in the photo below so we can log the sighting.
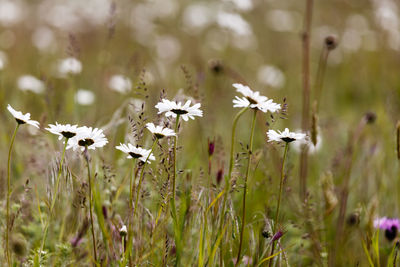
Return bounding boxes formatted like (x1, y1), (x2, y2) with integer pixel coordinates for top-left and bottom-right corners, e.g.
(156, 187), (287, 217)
(374, 217), (400, 241)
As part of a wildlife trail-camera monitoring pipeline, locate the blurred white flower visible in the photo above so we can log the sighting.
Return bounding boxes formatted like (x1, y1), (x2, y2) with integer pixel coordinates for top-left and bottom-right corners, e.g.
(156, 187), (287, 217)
(155, 99), (203, 121)
(183, 4), (214, 32)
(217, 12), (252, 36)
(7, 104), (40, 128)
(232, 83), (281, 113)
(32, 26), (55, 51)
(257, 65), (285, 89)
(224, 0), (253, 11)
(108, 75), (132, 94)
(58, 57), (82, 75)
(266, 10), (300, 32)
(116, 143), (155, 163)
(292, 133), (322, 154)
(0, 1), (23, 26)
(267, 128), (307, 143)
(155, 36), (181, 63)
(46, 122), (78, 140)
(75, 89), (95, 106)
(17, 75), (45, 94)
(67, 126), (108, 151)
(146, 122), (176, 139)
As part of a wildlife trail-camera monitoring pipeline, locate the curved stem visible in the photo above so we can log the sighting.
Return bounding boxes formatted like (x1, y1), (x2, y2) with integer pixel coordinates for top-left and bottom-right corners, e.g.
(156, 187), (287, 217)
(217, 107), (248, 263)
(6, 124), (19, 267)
(85, 147), (98, 264)
(235, 109), (257, 266)
(269, 142), (289, 267)
(40, 139), (68, 256)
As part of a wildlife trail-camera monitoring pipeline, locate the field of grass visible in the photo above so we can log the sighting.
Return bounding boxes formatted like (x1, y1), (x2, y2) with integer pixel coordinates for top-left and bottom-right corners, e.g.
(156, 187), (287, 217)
(1, 0), (400, 266)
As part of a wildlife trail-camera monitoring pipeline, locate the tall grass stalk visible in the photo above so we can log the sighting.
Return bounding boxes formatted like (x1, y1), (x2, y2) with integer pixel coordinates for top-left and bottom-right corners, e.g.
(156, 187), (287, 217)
(269, 142), (289, 267)
(84, 147), (98, 264)
(39, 139), (69, 260)
(235, 109), (257, 266)
(218, 107), (248, 263)
(6, 124), (19, 267)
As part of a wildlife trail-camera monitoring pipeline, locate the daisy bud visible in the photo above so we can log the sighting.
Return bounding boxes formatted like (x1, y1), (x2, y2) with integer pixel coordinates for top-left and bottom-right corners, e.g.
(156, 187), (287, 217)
(325, 35), (338, 50)
(208, 138), (215, 157)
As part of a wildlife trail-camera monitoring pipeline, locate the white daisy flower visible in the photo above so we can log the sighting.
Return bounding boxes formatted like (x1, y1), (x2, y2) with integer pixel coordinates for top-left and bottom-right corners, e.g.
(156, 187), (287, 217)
(155, 99), (203, 121)
(119, 225), (127, 236)
(45, 122), (78, 140)
(58, 57), (82, 75)
(232, 83), (281, 113)
(17, 75), (45, 94)
(267, 128), (307, 143)
(7, 104), (40, 128)
(108, 74), (132, 94)
(115, 143), (155, 163)
(146, 122), (176, 139)
(67, 126), (108, 151)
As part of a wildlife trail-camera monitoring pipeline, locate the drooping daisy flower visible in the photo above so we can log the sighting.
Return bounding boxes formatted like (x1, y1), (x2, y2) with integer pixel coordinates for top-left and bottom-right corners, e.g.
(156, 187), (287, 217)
(115, 143), (155, 163)
(67, 126), (108, 151)
(109, 74), (132, 94)
(155, 99), (203, 121)
(374, 217), (400, 241)
(267, 128), (307, 143)
(17, 75), (45, 94)
(146, 122), (176, 139)
(232, 83), (281, 113)
(58, 57), (82, 75)
(45, 122), (78, 140)
(7, 104), (40, 128)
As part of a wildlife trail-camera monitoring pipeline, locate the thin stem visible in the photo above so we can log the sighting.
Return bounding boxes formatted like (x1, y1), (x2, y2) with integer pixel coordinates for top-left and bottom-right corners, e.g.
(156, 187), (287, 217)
(40, 139), (68, 257)
(217, 107), (248, 264)
(269, 142), (289, 267)
(235, 109), (257, 267)
(6, 124), (19, 267)
(85, 147), (98, 264)
(134, 139), (157, 217)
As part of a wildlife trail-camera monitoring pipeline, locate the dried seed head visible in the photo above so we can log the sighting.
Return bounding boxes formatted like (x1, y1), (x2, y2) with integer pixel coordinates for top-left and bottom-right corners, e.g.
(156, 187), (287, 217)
(325, 35), (338, 50)
(208, 59), (224, 74)
(320, 171), (338, 214)
(208, 138), (215, 157)
(364, 111), (376, 124)
(216, 168), (224, 185)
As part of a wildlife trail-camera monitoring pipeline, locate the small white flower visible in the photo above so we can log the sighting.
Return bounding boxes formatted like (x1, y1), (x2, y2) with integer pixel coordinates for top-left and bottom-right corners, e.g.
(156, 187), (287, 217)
(155, 99), (203, 121)
(0, 50), (7, 70)
(17, 75), (45, 94)
(58, 57), (82, 75)
(119, 225), (127, 236)
(115, 143), (155, 163)
(67, 126), (108, 151)
(146, 122), (176, 139)
(75, 89), (95, 106)
(267, 128), (307, 143)
(232, 83), (281, 113)
(45, 122), (78, 140)
(7, 104), (40, 128)
(109, 74), (132, 94)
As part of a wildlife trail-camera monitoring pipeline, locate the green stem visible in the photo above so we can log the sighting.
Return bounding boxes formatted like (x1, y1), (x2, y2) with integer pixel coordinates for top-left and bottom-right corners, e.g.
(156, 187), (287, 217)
(133, 139), (157, 217)
(124, 161), (138, 266)
(85, 147), (98, 264)
(171, 114), (181, 265)
(217, 107), (248, 263)
(39, 139), (68, 256)
(269, 142), (289, 267)
(235, 109), (257, 266)
(6, 124), (19, 267)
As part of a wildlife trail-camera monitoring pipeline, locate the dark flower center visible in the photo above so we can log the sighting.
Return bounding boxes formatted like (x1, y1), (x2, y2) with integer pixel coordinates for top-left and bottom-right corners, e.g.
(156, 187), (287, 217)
(15, 119), (26, 125)
(281, 137), (296, 143)
(155, 133), (165, 139)
(61, 131), (76, 139)
(246, 97), (258, 105)
(129, 152), (142, 158)
(78, 138), (95, 147)
(171, 109), (188, 115)
(385, 226), (398, 241)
